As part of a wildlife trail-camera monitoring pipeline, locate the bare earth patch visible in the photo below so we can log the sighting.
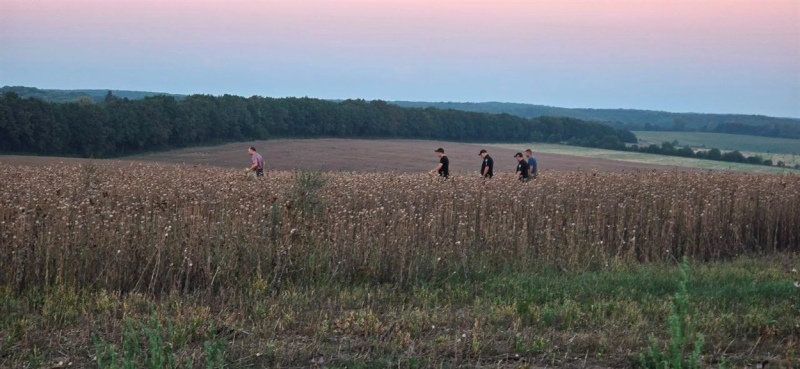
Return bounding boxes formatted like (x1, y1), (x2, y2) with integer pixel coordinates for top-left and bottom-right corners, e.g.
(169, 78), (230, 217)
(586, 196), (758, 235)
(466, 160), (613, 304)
(0, 139), (685, 173)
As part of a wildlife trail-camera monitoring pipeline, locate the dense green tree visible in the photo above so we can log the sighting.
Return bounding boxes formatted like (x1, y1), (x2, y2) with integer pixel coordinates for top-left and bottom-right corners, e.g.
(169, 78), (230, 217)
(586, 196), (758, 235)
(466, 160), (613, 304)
(706, 148), (722, 161)
(721, 150), (746, 163)
(1, 92), (637, 158)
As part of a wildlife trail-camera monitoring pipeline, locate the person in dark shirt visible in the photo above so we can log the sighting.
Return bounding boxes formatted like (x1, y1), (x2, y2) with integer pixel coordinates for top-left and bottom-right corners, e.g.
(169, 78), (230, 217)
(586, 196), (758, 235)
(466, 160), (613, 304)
(525, 149), (538, 178)
(429, 148), (449, 178)
(514, 152), (530, 182)
(479, 149), (493, 178)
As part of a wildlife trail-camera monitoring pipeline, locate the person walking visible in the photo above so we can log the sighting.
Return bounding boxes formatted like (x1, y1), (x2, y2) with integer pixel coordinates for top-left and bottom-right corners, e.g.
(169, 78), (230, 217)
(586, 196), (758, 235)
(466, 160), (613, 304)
(525, 149), (538, 178)
(429, 148), (449, 179)
(514, 152), (530, 182)
(247, 146), (265, 177)
(479, 149), (493, 178)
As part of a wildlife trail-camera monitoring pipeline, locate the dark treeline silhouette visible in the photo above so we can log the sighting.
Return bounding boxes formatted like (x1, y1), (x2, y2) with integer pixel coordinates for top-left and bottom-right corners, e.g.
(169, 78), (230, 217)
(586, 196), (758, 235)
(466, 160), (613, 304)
(392, 101), (800, 139)
(0, 92), (636, 158)
(8, 86), (796, 140)
(636, 120), (800, 140)
(0, 85), (183, 103)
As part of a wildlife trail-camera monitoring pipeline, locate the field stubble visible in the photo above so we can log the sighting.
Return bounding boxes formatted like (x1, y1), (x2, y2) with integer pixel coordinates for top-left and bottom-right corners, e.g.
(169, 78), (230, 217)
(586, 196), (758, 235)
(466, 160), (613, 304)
(1, 163), (799, 367)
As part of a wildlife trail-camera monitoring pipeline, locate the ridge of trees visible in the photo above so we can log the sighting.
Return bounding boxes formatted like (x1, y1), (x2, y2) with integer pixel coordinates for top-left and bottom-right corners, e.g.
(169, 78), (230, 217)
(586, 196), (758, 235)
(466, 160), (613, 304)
(7, 86), (800, 139)
(6, 86), (797, 140)
(0, 86), (182, 104)
(571, 134), (798, 169)
(628, 142), (799, 169)
(0, 92), (636, 158)
(391, 101), (800, 139)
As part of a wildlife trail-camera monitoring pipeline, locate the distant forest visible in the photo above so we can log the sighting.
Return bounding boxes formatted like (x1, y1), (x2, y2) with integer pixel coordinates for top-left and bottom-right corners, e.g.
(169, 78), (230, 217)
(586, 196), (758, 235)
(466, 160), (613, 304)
(0, 86), (182, 103)
(0, 91), (636, 158)
(392, 101), (800, 139)
(5, 86), (798, 140)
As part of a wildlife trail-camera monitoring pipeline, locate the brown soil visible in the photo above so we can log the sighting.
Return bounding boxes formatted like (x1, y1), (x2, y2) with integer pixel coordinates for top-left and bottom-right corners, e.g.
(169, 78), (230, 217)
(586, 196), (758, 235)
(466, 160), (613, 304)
(0, 138), (684, 173)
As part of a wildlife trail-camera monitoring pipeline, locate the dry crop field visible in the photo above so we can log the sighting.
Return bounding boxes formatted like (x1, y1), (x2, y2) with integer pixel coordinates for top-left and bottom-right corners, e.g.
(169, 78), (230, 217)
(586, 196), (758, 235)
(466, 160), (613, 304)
(1, 162), (799, 368)
(122, 138), (683, 172)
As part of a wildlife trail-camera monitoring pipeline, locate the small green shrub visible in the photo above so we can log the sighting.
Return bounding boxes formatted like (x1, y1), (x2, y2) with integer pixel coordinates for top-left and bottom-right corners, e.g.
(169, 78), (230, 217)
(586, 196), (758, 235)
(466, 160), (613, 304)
(638, 257), (704, 368)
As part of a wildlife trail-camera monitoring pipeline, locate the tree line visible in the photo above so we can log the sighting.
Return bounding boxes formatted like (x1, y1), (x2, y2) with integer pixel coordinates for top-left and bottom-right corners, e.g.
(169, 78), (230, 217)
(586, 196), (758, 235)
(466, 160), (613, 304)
(635, 120), (800, 140)
(0, 85), (182, 103)
(628, 142), (796, 169)
(393, 101), (800, 139)
(0, 92), (636, 158)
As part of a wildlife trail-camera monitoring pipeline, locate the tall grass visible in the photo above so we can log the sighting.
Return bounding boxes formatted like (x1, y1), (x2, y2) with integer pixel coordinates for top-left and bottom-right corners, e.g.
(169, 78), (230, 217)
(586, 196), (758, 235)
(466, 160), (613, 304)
(1, 164), (798, 296)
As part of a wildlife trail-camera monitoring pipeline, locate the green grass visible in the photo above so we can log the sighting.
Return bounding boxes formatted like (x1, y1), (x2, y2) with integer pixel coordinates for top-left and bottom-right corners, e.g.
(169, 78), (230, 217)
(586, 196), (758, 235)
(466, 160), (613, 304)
(632, 131), (800, 154)
(487, 142), (799, 173)
(633, 131), (800, 167)
(3, 256), (798, 368)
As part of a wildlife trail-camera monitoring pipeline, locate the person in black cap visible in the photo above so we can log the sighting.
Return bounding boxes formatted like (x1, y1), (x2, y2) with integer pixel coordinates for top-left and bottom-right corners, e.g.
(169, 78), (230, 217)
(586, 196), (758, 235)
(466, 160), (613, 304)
(479, 149), (493, 178)
(429, 148), (449, 178)
(514, 152), (530, 182)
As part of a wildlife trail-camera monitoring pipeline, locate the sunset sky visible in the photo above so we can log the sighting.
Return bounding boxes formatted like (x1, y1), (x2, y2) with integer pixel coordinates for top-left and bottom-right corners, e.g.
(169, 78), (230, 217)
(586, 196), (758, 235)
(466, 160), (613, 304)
(1, 0), (798, 117)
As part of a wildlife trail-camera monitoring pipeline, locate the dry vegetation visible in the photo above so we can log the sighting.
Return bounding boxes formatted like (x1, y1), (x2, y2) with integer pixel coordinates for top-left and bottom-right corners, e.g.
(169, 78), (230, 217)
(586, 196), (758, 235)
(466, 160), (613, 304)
(1, 162), (798, 368)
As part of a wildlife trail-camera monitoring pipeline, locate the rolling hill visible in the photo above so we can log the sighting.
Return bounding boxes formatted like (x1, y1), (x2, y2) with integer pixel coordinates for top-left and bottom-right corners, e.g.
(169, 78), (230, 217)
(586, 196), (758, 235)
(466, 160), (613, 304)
(390, 101), (800, 138)
(0, 86), (183, 103)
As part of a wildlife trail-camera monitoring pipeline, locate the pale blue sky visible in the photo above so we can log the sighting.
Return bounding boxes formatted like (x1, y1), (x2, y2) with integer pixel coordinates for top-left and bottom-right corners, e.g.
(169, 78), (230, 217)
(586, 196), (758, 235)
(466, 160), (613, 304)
(1, 0), (798, 117)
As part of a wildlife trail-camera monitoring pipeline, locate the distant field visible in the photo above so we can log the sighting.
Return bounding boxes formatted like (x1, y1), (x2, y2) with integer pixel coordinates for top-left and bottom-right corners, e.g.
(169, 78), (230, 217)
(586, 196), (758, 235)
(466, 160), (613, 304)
(0, 139), (680, 173)
(487, 142), (799, 174)
(633, 131), (800, 168)
(1, 138), (796, 174)
(633, 131), (800, 154)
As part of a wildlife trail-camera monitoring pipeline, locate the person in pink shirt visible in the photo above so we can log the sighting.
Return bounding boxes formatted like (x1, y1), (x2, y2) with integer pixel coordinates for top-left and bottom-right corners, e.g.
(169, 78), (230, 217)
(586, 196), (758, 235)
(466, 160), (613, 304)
(247, 146), (265, 177)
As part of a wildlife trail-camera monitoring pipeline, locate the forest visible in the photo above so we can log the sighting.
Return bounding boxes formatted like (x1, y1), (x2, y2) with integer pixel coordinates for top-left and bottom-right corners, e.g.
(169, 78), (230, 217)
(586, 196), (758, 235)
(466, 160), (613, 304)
(0, 85), (182, 103)
(393, 101), (800, 139)
(0, 91), (636, 158)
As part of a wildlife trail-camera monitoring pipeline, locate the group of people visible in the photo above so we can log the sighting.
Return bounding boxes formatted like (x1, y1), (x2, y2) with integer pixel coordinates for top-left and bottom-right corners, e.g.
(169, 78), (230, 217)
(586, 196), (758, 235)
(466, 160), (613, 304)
(429, 147), (538, 181)
(246, 145), (538, 181)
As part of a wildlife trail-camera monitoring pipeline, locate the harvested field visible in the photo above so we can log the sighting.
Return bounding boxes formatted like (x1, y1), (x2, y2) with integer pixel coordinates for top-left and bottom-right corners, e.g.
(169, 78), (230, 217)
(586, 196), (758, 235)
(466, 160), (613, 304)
(1, 139), (685, 173)
(130, 139), (686, 173)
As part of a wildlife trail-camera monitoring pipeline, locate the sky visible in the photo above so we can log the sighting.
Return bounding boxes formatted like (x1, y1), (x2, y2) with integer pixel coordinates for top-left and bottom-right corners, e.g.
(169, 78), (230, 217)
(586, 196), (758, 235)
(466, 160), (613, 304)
(1, 0), (799, 117)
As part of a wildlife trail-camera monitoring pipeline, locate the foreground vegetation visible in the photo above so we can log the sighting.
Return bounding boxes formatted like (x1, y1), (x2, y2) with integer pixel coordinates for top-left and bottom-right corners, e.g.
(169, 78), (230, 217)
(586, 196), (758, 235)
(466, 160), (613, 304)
(1, 163), (798, 367)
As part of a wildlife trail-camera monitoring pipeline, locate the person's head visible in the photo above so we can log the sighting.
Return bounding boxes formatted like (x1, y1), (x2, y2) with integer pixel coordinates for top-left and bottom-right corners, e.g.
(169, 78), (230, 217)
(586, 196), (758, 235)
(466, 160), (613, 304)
(525, 149), (532, 158)
(435, 148), (445, 158)
(248, 146), (257, 155)
(479, 149), (487, 158)
(514, 152), (524, 162)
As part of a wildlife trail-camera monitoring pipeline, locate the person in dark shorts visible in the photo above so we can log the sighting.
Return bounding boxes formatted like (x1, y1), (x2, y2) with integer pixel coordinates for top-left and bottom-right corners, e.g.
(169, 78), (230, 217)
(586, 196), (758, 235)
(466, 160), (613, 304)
(429, 148), (449, 179)
(247, 146), (265, 177)
(479, 149), (493, 178)
(514, 152), (530, 182)
(525, 149), (538, 178)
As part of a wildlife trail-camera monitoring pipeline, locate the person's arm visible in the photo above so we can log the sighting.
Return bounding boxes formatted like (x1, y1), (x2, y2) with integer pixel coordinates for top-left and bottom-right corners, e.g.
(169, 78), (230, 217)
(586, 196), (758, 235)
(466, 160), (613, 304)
(482, 165), (489, 176)
(430, 163), (442, 174)
(249, 160), (258, 171)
